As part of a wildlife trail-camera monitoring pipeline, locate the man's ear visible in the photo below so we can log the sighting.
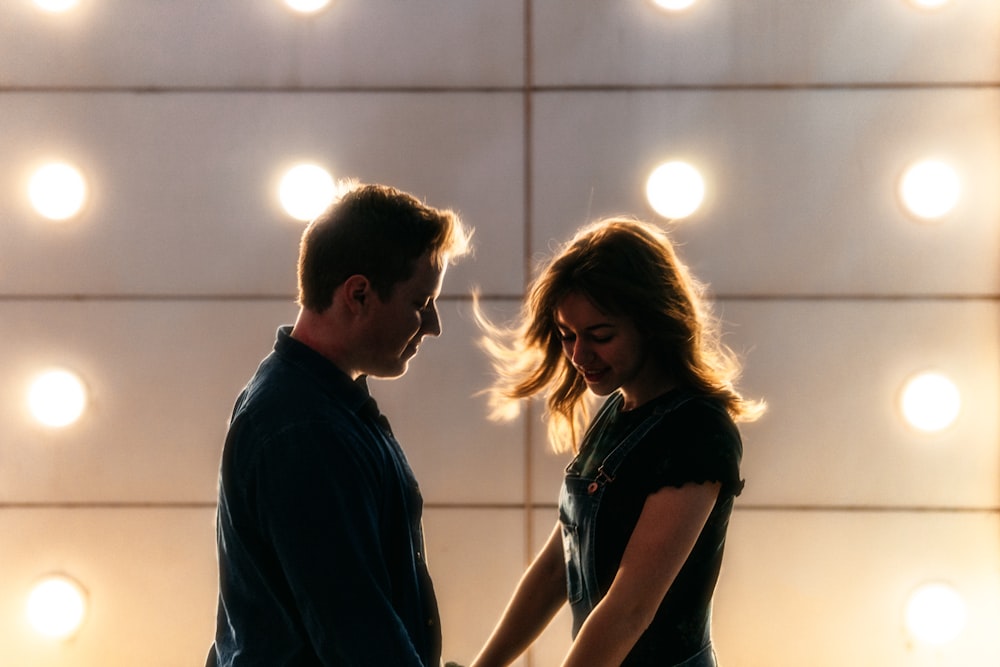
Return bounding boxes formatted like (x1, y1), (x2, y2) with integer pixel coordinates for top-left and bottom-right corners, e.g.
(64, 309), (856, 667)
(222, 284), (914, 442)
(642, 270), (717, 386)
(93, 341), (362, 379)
(341, 274), (371, 313)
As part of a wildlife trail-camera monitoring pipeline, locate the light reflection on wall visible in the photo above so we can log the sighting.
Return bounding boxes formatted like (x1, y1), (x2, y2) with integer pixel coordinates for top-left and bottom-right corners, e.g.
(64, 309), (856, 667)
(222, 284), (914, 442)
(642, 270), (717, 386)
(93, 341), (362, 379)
(26, 575), (88, 641)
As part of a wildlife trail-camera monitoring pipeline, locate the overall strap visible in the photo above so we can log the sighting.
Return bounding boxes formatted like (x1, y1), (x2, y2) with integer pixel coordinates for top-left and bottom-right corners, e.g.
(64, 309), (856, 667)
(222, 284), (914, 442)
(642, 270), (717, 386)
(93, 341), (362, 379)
(565, 393), (625, 476)
(592, 390), (698, 490)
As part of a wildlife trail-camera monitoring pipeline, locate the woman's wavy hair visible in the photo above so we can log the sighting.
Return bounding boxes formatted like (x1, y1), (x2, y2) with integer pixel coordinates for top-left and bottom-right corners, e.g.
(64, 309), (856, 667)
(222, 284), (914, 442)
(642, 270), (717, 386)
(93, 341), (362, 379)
(475, 216), (764, 453)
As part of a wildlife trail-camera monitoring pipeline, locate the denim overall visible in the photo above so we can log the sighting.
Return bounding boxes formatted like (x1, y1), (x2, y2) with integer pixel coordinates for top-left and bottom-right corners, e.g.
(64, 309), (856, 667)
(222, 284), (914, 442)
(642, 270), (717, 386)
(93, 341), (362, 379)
(559, 391), (718, 667)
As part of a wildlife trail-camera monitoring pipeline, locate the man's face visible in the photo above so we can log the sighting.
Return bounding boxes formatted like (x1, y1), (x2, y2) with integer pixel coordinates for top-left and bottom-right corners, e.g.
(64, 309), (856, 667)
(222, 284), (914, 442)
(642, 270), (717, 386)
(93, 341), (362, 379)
(359, 251), (447, 379)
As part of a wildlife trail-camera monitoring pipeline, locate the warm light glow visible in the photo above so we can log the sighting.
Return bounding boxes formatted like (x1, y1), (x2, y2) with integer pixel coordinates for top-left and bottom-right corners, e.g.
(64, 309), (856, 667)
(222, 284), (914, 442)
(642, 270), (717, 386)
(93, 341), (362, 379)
(908, 0), (951, 9)
(905, 582), (967, 646)
(652, 0), (698, 10)
(26, 575), (88, 640)
(33, 0), (79, 12)
(283, 0), (332, 14)
(279, 164), (336, 221)
(899, 372), (961, 432)
(899, 160), (960, 221)
(28, 369), (88, 428)
(29, 163), (88, 221)
(646, 161), (705, 220)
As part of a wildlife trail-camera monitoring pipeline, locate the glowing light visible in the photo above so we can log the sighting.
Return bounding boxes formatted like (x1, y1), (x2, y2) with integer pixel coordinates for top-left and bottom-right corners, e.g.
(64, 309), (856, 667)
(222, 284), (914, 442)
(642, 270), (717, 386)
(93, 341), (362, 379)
(908, 0), (951, 8)
(652, 0), (698, 10)
(28, 369), (88, 428)
(899, 372), (960, 432)
(279, 164), (336, 222)
(899, 160), (960, 221)
(284, 0), (332, 14)
(29, 163), (88, 221)
(26, 575), (88, 640)
(33, 0), (79, 12)
(905, 582), (967, 646)
(646, 161), (705, 220)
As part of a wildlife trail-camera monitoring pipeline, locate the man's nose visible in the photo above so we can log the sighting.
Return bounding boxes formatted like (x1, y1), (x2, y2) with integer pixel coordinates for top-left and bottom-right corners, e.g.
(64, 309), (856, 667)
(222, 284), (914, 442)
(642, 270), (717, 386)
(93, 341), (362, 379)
(422, 304), (442, 337)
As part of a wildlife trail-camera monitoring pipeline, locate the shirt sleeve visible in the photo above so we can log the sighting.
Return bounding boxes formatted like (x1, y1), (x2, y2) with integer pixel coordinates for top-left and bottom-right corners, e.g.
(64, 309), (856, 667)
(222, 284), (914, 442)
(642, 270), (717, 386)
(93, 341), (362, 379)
(648, 399), (745, 497)
(249, 418), (427, 666)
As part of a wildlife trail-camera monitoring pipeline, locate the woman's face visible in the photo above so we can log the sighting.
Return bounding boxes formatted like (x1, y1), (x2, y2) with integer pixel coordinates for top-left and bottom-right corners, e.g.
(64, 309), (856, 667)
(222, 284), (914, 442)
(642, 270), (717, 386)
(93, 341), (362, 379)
(554, 291), (672, 410)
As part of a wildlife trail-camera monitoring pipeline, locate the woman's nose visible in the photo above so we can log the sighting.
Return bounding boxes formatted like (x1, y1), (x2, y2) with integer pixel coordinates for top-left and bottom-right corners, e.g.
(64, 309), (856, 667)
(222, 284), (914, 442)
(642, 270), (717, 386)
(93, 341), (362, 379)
(571, 339), (592, 365)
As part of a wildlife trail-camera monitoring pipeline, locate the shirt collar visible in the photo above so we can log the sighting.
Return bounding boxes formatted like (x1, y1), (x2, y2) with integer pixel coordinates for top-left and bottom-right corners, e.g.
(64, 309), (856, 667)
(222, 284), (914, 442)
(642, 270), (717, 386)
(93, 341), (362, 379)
(272, 325), (372, 416)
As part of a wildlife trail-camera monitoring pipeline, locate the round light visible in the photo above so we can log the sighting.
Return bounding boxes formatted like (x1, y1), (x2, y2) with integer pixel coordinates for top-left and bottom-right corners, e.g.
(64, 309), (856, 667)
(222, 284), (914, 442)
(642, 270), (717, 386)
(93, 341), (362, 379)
(645, 161), (705, 220)
(28, 369), (88, 428)
(279, 164), (336, 222)
(33, 0), (79, 12)
(898, 160), (961, 221)
(284, 0), (332, 14)
(26, 575), (88, 640)
(899, 372), (961, 433)
(652, 0), (698, 10)
(905, 582), (967, 646)
(29, 163), (88, 221)
(908, 0), (951, 8)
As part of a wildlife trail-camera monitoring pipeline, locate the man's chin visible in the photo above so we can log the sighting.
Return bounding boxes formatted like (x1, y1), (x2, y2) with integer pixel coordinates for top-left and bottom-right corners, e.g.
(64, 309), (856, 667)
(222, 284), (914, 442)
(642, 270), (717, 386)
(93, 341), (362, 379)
(368, 360), (410, 380)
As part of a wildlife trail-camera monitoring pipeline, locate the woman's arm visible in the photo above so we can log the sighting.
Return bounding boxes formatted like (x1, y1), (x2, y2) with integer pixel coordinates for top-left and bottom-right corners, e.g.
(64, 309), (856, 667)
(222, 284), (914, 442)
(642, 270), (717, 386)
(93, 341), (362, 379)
(470, 522), (568, 667)
(561, 482), (721, 667)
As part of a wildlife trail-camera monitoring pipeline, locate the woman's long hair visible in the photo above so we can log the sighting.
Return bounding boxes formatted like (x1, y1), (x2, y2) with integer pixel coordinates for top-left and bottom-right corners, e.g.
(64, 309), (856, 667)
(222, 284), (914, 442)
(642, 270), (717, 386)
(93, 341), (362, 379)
(475, 216), (764, 453)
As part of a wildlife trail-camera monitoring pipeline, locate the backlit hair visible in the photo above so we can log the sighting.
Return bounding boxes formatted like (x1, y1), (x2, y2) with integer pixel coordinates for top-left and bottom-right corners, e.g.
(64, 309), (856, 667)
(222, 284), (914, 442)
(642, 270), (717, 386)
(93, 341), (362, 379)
(298, 183), (472, 312)
(475, 216), (763, 453)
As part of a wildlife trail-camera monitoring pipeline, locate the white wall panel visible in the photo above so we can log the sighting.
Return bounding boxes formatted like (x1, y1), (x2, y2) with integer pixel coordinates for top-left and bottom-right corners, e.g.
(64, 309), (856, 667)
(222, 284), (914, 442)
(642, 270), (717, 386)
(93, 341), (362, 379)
(0, 508), (216, 667)
(425, 508), (527, 667)
(534, 0), (1000, 86)
(532, 89), (1000, 297)
(715, 510), (1000, 666)
(0, 0), (523, 88)
(0, 91), (524, 297)
(0, 300), (297, 503)
(726, 300), (1000, 509)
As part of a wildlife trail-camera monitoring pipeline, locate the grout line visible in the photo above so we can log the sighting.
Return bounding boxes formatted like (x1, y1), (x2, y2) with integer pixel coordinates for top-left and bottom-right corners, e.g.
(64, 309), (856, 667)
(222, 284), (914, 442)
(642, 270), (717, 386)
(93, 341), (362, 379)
(2, 82), (997, 94)
(1, 293), (996, 303)
(0, 502), (216, 509)
(513, 502), (1000, 515)
(736, 504), (1000, 514)
(522, 0), (537, 603)
(4, 502), (995, 514)
(522, 6), (536, 664)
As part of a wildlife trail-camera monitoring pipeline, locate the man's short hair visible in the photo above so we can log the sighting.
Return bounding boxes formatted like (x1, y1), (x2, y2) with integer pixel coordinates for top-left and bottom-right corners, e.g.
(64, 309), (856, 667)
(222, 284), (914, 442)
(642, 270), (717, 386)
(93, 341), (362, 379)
(297, 183), (472, 312)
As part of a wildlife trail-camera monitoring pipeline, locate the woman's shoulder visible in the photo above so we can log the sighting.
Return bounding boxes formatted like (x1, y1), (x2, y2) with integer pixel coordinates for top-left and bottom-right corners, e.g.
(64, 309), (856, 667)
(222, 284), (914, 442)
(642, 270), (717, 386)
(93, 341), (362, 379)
(647, 390), (736, 426)
(631, 393), (744, 493)
(643, 391), (742, 453)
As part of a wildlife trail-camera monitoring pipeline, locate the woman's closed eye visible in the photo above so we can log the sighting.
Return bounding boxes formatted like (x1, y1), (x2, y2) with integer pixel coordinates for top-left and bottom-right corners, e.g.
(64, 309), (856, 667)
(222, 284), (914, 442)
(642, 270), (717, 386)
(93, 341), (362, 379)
(559, 330), (613, 344)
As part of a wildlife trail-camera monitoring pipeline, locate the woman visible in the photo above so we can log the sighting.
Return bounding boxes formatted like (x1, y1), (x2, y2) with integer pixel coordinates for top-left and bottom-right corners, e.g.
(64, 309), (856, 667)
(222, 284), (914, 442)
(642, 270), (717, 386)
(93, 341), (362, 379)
(470, 217), (764, 667)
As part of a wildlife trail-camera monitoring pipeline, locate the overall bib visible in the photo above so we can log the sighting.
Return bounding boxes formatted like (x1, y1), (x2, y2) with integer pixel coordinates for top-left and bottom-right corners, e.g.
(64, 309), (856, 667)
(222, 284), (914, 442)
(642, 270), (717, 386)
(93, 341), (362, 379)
(558, 391), (718, 667)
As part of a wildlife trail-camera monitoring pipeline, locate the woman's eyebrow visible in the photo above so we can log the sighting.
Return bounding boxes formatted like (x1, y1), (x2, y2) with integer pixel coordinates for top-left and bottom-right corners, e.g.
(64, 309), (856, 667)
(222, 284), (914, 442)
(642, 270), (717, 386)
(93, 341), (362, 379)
(556, 321), (615, 333)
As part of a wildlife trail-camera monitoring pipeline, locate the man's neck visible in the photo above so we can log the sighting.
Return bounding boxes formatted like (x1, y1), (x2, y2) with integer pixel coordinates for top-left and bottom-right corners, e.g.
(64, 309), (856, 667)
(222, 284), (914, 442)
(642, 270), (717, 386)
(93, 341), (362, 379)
(289, 308), (360, 379)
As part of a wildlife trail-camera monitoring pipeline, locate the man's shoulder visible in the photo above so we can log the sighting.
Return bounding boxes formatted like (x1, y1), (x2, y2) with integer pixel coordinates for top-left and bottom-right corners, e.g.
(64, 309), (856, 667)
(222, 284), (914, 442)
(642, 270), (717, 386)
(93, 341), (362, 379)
(230, 371), (379, 455)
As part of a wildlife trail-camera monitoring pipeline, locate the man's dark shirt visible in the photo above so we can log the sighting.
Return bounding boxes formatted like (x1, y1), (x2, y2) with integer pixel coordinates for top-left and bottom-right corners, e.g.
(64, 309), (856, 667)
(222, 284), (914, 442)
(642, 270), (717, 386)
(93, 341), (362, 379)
(208, 326), (441, 666)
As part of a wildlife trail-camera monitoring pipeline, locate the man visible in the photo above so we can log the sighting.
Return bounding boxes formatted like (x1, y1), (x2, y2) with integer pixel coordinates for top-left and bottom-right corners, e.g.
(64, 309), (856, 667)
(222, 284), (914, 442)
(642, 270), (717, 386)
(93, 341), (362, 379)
(208, 184), (472, 666)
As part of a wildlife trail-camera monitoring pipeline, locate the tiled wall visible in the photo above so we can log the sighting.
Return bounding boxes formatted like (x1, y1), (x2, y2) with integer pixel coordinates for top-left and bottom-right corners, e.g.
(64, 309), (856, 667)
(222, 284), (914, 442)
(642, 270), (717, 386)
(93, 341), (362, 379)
(1, 2), (997, 665)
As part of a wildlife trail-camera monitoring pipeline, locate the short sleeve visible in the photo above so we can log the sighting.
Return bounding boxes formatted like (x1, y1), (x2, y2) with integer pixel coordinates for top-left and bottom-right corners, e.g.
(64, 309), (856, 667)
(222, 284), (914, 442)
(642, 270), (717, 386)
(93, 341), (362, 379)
(646, 399), (745, 497)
